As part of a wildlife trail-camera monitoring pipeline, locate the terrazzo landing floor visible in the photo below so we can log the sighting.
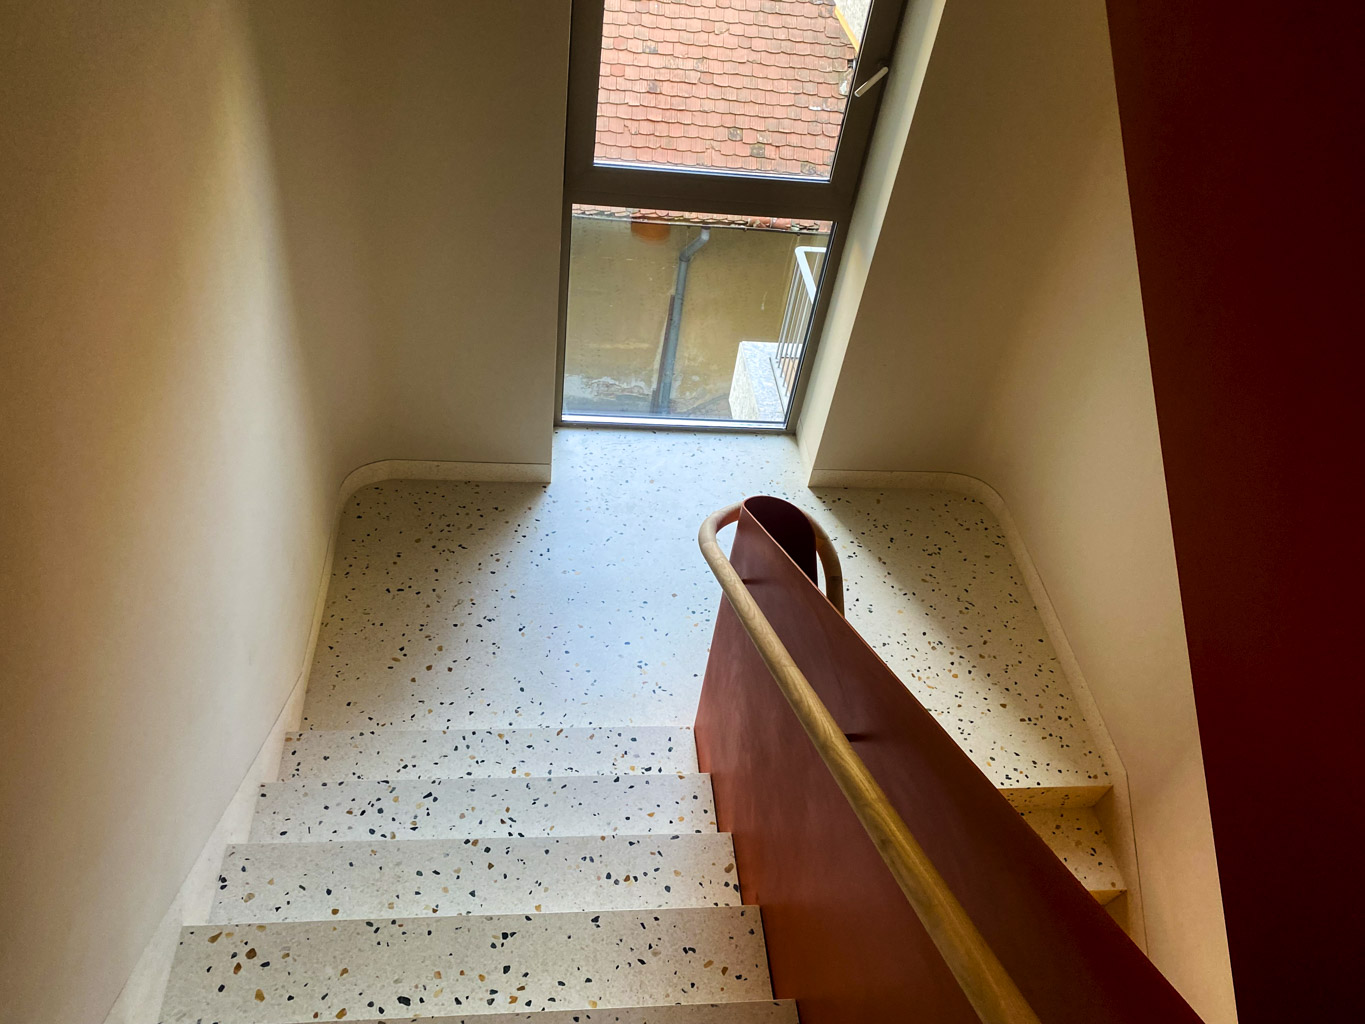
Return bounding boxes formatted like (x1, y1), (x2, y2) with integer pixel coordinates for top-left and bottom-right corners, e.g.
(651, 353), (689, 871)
(303, 428), (1110, 796)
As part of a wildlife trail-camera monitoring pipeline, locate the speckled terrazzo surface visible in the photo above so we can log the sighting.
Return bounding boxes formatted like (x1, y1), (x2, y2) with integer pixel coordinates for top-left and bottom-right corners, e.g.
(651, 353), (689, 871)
(1020, 806), (1123, 903)
(303, 428), (1110, 795)
(213, 833), (742, 923)
(249, 775), (716, 843)
(161, 907), (771, 1021)
(282, 726), (698, 780)
(331, 1004), (798, 1024)
(160, 427), (1125, 1022)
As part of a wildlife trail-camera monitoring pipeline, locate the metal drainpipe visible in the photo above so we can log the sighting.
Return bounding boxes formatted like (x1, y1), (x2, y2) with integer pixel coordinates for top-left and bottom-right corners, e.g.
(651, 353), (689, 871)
(651, 227), (711, 415)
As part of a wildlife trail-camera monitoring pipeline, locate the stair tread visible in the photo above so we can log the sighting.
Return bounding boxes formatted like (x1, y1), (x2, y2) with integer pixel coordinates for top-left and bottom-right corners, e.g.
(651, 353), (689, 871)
(334, 1001), (797, 1023)
(212, 833), (741, 923)
(282, 726), (698, 780)
(1020, 806), (1125, 902)
(160, 906), (771, 1023)
(250, 775), (717, 843)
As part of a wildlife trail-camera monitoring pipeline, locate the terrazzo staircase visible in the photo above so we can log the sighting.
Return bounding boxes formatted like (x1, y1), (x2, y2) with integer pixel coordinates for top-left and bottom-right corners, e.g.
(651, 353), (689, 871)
(158, 726), (794, 1023)
(152, 448), (1134, 1021)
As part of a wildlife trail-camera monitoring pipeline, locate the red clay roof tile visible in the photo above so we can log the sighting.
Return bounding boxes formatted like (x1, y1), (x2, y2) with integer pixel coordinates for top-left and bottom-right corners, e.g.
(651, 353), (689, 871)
(595, 0), (856, 178)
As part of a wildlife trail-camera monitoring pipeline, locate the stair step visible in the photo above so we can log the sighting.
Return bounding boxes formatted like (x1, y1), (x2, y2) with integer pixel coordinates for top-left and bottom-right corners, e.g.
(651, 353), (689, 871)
(250, 775), (717, 843)
(333, 1002), (797, 1024)
(300, 677), (698, 735)
(1020, 806), (1125, 903)
(997, 783), (1111, 811)
(159, 907), (772, 1023)
(212, 834), (742, 922)
(282, 726), (698, 780)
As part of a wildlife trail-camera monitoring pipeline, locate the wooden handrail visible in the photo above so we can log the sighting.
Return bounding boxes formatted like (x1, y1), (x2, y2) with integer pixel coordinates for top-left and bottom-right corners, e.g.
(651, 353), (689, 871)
(699, 502), (1043, 1024)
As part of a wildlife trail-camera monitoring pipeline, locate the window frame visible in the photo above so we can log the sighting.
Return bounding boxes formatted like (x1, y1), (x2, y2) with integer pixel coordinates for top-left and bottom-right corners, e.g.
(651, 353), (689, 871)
(556, 0), (908, 431)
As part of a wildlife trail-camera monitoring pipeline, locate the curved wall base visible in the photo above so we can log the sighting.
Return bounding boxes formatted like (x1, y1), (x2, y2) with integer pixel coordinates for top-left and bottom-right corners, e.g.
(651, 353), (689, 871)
(103, 457), (551, 1023)
(806, 466), (1146, 950)
(340, 458), (552, 498)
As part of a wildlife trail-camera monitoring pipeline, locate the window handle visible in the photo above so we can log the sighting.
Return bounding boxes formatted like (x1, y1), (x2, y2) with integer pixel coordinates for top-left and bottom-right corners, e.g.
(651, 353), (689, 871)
(853, 64), (889, 98)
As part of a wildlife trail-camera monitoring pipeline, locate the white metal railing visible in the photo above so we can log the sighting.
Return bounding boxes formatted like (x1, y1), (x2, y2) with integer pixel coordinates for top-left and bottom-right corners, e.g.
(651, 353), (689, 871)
(775, 245), (827, 401)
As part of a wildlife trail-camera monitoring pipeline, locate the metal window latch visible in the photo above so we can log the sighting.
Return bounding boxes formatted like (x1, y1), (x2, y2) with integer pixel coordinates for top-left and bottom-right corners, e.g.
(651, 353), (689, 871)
(853, 64), (890, 98)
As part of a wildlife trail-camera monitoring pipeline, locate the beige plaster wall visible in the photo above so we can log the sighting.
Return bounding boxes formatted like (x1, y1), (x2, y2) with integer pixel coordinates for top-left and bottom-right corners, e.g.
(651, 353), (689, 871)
(0, 4), (572, 1021)
(243, 0), (570, 471)
(800, 2), (1235, 1020)
(0, 4), (334, 1022)
(798, 0), (945, 468)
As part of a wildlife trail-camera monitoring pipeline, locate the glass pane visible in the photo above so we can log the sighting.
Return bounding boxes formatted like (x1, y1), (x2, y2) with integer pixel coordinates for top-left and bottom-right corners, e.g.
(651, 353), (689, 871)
(563, 205), (832, 423)
(595, 0), (870, 180)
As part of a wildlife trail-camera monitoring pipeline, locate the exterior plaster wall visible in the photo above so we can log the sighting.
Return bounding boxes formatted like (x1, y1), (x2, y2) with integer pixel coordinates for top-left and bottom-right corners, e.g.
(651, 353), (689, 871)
(566, 217), (824, 416)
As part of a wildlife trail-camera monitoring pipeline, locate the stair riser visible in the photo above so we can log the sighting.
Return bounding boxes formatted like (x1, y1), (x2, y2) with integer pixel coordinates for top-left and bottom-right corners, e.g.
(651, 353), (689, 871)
(998, 784), (1111, 811)
(160, 907), (771, 1023)
(282, 727), (698, 781)
(250, 776), (716, 843)
(212, 834), (741, 923)
(1019, 806), (1125, 902)
(300, 685), (700, 734)
(331, 1002), (798, 1024)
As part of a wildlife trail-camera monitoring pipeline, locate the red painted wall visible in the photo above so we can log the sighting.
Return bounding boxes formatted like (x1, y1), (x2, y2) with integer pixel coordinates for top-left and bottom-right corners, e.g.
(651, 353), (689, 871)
(1104, 6), (1364, 1019)
(697, 498), (1203, 1023)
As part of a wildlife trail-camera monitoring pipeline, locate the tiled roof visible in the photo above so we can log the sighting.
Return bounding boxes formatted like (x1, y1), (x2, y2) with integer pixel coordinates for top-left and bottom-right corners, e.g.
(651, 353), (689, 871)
(596, 0), (858, 178)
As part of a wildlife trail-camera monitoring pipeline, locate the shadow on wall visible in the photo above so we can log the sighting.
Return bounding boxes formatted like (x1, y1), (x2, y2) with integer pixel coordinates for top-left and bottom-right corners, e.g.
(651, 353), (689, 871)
(0, 3), (335, 1023)
(241, 0), (568, 467)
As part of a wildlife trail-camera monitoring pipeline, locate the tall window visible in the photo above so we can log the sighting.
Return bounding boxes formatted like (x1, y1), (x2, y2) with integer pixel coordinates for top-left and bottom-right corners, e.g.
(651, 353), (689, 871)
(560, 0), (906, 428)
